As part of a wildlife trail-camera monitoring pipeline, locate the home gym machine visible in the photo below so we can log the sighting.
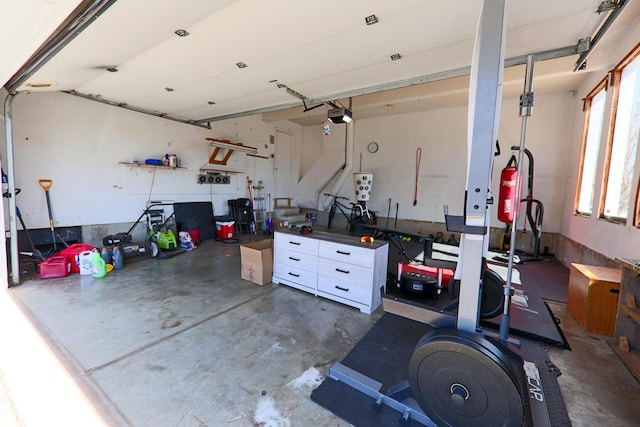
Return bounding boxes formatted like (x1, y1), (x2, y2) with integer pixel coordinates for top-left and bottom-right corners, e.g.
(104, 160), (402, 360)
(326, 1), (552, 425)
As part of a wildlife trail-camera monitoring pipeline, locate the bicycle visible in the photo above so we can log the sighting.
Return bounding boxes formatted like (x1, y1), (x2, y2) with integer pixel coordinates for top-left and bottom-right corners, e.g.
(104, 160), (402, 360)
(324, 193), (377, 229)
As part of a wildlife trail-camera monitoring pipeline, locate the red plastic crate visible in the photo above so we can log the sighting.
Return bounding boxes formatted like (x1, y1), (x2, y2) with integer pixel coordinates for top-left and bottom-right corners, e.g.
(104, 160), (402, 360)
(39, 255), (71, 279)
(59, 243), (95, 273)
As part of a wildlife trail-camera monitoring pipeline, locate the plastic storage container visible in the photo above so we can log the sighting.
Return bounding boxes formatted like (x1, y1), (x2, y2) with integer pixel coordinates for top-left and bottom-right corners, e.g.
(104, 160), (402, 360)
(112, 246), (124, 270)
(91, 252), (107, 278)
(216, 221), (235, 239)
(79, 250), (97, 275)
(39, 255), (71, 279)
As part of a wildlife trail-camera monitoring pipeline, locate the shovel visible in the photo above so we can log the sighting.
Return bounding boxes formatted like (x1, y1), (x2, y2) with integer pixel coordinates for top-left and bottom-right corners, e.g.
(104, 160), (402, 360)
(39, 179), (57, 251)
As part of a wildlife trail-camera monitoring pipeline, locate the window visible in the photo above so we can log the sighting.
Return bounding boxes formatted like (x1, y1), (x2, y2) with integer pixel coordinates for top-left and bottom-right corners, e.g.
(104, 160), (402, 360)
(575, 80), (607, 216)
(601, 45), (640, 223)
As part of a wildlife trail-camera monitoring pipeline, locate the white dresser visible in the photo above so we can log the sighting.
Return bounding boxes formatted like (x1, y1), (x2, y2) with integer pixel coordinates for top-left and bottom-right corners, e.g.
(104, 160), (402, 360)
(273, 230), (389, 314)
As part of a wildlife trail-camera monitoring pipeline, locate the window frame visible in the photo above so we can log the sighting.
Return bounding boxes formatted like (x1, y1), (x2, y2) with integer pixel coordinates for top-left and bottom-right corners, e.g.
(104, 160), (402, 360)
(599, 42), (640, 224)
(574, 78), (608, 217)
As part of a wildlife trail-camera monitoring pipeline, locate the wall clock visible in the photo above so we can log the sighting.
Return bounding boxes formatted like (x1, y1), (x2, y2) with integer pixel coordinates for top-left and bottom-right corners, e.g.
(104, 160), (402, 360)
(367, 142), (379, 153)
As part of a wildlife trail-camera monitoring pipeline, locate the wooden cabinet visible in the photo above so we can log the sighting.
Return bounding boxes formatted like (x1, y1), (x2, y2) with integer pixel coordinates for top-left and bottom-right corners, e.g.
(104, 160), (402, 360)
(567, 263), (621, 336)
(612, 258), (640, 382)
(272, 231), (389, 314)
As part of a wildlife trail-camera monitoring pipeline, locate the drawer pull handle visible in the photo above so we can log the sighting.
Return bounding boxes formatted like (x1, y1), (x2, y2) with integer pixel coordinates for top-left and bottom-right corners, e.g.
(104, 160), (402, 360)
(289, 241), (301, 245)
(289, 257), (301, 262)
(335, 285), (349, 292)
(336, 268), (350, 274)
(336, 250), (351, 255)
(288, 272), (300, 278)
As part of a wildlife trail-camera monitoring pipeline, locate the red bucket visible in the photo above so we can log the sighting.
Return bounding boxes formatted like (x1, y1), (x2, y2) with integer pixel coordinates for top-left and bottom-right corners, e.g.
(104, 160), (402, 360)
(185, 229), (201, 245)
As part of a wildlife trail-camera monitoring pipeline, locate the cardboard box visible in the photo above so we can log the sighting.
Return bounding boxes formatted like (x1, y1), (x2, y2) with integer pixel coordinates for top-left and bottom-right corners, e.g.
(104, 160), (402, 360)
(240, 239), (273, 285)
(273, 220), (289, 231)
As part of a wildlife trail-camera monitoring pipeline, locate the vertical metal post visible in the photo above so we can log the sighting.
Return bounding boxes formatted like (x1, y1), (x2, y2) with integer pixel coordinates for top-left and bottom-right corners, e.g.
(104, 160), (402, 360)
(500, 55), (535, 340)
(457, 0), (506, 333)
(3, 92), (19, 286)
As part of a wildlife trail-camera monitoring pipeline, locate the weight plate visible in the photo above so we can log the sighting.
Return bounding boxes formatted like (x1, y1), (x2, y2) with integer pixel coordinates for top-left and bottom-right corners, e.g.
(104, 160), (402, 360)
(400, 272), (438, 298)
(481, 269), (506, 319)
(448, 269), (505, 319)
(409, 328), (524, 427)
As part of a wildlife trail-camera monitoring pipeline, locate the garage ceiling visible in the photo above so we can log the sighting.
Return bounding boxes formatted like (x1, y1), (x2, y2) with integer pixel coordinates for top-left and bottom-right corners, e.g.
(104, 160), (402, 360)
(4, 0), (640, 126)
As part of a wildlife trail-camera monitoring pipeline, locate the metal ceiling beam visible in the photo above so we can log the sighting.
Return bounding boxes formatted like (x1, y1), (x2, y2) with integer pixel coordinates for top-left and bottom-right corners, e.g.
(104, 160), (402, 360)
(194, 44), (578, 124)
(4, 0), (118, 92)
(64, 90), (212, 129)
(574, 0), (630, 71)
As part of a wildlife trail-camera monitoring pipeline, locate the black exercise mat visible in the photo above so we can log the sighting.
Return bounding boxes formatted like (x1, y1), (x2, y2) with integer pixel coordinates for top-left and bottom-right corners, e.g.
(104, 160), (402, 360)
(311, 313), (434, 427)
(515, 259), (569, 303)
(173, 202), (216, 241)
(483, 287), (568, 349)
(311, 313), (570, 427)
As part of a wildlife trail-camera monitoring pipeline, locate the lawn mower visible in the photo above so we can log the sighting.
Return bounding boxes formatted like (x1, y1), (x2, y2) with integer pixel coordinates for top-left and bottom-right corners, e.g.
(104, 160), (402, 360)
(102, 202), (181, 259)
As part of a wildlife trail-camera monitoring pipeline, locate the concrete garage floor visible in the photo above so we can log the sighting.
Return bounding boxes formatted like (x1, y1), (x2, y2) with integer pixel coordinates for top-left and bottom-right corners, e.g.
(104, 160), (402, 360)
(1, 235), (639, 427)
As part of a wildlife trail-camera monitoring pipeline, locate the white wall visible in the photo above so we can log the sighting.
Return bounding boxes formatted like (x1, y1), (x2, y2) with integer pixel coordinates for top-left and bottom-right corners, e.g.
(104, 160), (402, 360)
(300, 92), (575, 234)
(559, 15), (640, 262)
(1, 91), (300, 229)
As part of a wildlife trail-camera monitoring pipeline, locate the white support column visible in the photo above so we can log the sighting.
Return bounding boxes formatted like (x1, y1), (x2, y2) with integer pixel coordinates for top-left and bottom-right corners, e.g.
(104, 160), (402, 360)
(457, 0), (506, 333)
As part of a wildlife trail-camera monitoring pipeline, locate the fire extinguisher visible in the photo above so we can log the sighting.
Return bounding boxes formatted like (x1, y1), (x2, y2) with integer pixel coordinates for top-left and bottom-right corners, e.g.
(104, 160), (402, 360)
(497, 155), (520, 223)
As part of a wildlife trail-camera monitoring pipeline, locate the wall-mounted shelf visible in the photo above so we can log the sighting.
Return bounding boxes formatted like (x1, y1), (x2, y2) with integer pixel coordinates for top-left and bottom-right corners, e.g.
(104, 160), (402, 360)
(119, 162), (185, 177)
(612, 257), (640, 383)
(199, 164), (244, 174)
(119, 162), (185, 169)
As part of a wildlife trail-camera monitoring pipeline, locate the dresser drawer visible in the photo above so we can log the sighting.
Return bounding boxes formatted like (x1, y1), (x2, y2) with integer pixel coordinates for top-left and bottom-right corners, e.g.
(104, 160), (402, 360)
(275, 232), (318, 255)
(274, 262), (317, 289)
(275, 247), (318, 273)
(318, 257), (372, 283)
(318, 240), (374, 268)
(317, 271), (371, 305)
